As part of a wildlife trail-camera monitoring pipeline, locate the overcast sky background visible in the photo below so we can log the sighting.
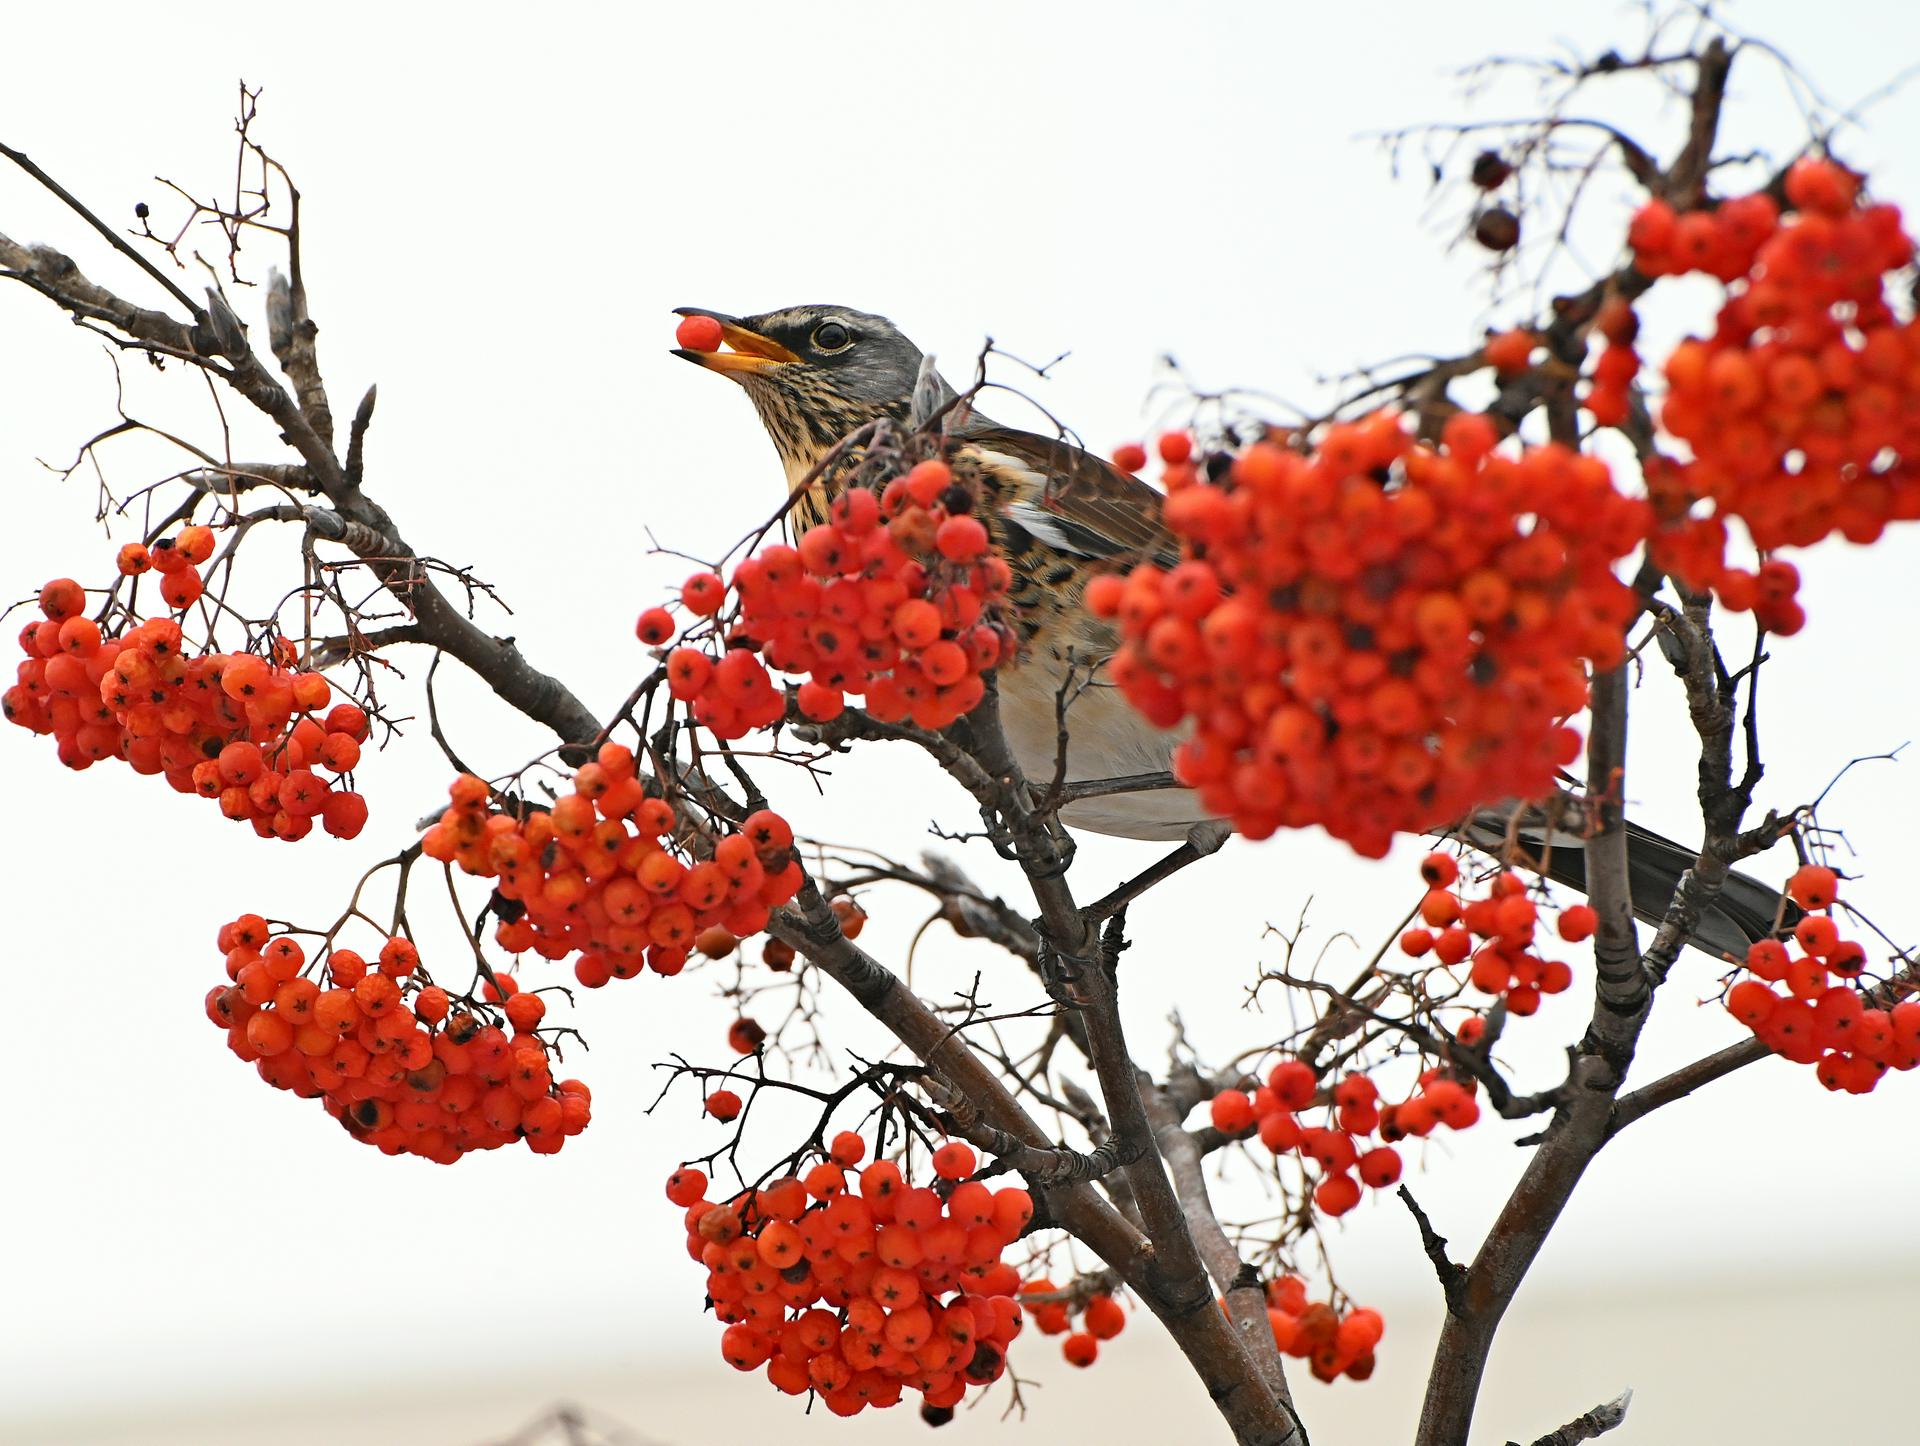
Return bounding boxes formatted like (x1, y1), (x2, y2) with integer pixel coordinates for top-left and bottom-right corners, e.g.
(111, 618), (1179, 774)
(4, 3), (1919, 1442)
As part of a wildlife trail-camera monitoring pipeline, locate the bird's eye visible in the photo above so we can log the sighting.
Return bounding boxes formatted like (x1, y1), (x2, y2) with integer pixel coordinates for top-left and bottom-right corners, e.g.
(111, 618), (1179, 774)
(811, 321), (853, 353)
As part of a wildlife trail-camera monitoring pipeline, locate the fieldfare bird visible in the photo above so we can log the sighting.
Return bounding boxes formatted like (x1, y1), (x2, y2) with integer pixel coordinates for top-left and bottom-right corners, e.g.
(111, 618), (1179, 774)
(673, 303), (1784, 956)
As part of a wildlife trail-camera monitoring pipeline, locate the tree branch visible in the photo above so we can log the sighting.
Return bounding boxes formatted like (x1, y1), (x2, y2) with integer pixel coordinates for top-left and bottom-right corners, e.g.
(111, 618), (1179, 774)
(1609, 1037), (1768, 1133)
(0, 230), (604, 752)
(1397, 1186), (1468, 1316)
(1512, 1388), (1633, 1446)
(1144, 1082), (1298, 1417)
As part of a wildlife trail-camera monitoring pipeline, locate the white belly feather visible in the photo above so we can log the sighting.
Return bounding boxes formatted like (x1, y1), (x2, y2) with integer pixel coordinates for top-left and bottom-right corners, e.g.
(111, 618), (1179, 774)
(997, 653), (1212, 841)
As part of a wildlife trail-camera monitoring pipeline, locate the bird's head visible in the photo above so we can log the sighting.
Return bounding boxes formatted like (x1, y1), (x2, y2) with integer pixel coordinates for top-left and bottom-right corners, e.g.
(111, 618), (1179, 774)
(673, 304), (950, 485)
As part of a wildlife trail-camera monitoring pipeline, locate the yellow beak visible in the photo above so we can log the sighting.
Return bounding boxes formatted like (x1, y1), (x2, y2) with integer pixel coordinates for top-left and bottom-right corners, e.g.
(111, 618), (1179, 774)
(672, 308), (801, 376)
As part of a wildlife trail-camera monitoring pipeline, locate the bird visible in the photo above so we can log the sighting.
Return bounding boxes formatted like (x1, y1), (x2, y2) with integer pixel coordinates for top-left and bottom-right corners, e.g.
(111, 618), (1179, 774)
(672, 302), (1785, 957)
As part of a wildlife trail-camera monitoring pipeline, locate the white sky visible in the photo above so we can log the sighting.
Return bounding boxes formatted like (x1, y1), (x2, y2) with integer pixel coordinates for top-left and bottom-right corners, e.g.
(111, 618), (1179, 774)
(5, 2), (1920, 1439)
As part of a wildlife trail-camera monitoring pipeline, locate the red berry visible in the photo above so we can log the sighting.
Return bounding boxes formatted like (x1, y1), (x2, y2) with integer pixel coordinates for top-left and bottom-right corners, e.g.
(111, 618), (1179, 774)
(1267, 1060), (1316, 1110)
(1484, 328), (1535, 374)
(931, 1142), (976, 1180)
(37, 579), (85, 621)
(1787, 864), (1839, 911)
(1557, 904), (1598, 942)
(1357, 1147), (1402, 1189)
(665, 1166), (707, 1206)
(636, 607), (677, 646)
(1209, 1089), (1255, 1135)
(680, 572), (726, 616)
(1313, 1173), (1362, 1217)
(935, 514), (989, 562)
(1083, 1295), (1126, 1340)
(675, 314), (725, 351)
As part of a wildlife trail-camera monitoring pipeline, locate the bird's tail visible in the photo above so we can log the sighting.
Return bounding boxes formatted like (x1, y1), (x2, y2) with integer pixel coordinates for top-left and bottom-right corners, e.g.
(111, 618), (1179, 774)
(1461, 805), (1790, 961)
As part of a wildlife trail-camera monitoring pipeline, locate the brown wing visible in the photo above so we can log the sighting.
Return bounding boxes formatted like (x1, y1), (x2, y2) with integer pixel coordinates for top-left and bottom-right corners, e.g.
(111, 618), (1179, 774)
(958, 422), (1181, 569)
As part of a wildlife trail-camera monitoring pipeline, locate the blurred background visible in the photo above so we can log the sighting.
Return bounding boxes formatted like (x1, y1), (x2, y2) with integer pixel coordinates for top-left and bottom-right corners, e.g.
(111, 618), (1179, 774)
(3, 3), (1918, 1443)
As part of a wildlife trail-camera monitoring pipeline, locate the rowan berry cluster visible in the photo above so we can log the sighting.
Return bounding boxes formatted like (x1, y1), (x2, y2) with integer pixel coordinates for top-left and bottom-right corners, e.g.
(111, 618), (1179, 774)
(204, 917), (589, 1162)
(1581, 297), (1644, 428)
(1263, 1276), (1384, 1384)
(666, 1135), (1037, 1418)
(1723, 864), (1920, 1092)
(1632, 158), (1920, 632)
(5, 576), (369, 840)
(1018, 1279), (1127, 1369)
(423, 761), (803, 987)
(114, 525), (216, 606)
(1210, 1053), (1480, 1220)
(1093, 416), (1648, 856)
(1397, 852), (1583, 1016)
(649, 459), (1015, 737)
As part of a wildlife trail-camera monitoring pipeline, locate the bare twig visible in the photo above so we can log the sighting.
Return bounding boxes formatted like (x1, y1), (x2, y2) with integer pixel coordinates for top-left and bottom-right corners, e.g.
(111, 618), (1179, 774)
(1511, 1389), (1633, 1446)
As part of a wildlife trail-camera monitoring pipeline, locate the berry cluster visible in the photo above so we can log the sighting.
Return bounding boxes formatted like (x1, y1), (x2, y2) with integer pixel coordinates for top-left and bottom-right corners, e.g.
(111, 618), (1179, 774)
(423, 760), (803, 986)
(1093, 416), (1648, 856)
(650, 459), (1014, 737)
(1210, 1054), (1480, 1220)
(1397, 852), (1584, 1016)
(1019, 1279), (1127, 1368)
(1632, 159), (1920, 632)
(6, 579), (369, 840)
(113, 524), (216, 607)
(1263, 1276), (1383, 1384)
(1723, 865), (1920, 1092)
(1581, 297), (1644, 428)
(204, 918), (589, 1162)
(667, 1136), (1036, 1418)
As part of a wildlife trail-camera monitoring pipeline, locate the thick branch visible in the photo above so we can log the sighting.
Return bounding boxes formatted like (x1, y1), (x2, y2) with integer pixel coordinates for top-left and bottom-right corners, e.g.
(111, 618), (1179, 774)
(1609, 1037), (1767, 1133)
(1584, 669), (1643, 1041)
(1144, 1085), (1295, 1410)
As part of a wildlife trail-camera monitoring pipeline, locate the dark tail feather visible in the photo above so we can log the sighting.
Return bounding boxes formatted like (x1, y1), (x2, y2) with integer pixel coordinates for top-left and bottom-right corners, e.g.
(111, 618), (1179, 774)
(1462, 810), (1791, 960)
(1539, 822), (1788, 959)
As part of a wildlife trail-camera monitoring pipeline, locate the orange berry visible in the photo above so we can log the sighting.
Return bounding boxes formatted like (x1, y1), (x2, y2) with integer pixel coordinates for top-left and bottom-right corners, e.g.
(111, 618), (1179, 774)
(1083, 1295), (1126, 1340)
(504, 992), (547, 1032)
(931, 1142), (976, 1180)
(1787, 864), (1839, 911)
(1484, 328), (1535, 374)
(37, 579), (85, 621)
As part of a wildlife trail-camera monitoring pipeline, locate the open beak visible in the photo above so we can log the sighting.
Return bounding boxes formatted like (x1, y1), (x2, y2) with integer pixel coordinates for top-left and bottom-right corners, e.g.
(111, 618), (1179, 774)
(672, 307), (801, 376)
